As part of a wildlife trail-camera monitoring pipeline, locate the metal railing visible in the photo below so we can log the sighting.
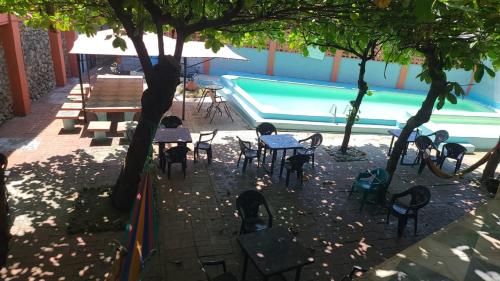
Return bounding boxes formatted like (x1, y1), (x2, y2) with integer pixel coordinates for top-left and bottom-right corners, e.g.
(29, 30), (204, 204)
(343, 104), (352, 115)
(329, 104), (337, 124)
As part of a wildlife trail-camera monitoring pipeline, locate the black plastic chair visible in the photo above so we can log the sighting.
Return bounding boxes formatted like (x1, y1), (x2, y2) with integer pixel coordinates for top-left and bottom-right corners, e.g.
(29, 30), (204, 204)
(413, 135), (436, 174)
(387, 185), (431, 237)
(297, 133), (323, 167)
(199, 259), (238, 281)
(194, 130), (218, 164)
(236, 190), (273, 235)
(160, 115), (183, 128)
(438, 143), (467, 173)
(164, 146), (190, 179)
(236, 137), (258, 172)
(280, 154), (310, 187)
(158, 115), (184, 168)
(349, 168), (391, 211)
(255, 123), (277, 164)
(427, 130), (449, 155)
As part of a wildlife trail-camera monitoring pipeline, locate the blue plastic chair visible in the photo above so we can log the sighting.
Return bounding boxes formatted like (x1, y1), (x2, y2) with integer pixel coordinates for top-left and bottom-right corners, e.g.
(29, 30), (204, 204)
(349, 168), (391, 211)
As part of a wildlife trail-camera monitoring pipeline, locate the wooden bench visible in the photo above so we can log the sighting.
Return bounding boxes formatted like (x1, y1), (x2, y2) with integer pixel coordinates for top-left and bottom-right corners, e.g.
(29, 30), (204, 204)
(67, 95), (84, 103)
(87, 121), (112, 140)
(68, 91), (87, 97)
(55, 110), (81, 130)
(71, 85), (91, 93)
(61, 102), (83, 110)
(117, 121), (138, 140)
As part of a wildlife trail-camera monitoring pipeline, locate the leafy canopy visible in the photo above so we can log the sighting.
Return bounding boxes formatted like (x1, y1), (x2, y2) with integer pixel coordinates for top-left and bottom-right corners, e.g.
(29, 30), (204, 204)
(356, 0), (499, 109)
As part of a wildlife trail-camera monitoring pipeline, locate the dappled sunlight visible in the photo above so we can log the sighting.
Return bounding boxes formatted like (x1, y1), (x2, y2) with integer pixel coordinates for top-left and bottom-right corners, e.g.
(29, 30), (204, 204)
(477, 231), (500, 249)
(375, 269), (401, 278)
(474, 269), (500, 280)
(179, 131), (494, 280)
(451, 245), (471, 262)
(1, 149), (126, 280)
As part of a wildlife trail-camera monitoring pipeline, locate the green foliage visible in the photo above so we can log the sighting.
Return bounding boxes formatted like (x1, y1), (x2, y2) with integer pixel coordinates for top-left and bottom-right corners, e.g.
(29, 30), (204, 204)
(0, 0), (111, 34)
(112, 36), (127, 51)
(374, 0), (499, 110)
(347, 106), (360, 122)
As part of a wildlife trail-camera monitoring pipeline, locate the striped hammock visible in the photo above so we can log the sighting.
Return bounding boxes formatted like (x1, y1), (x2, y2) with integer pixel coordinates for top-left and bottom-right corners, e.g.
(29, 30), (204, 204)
(422, 147), (495, 180)
(106, 171), (157, 281)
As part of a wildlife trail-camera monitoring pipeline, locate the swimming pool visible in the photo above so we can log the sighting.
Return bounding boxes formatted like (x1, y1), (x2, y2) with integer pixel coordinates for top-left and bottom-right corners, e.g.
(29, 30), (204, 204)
(221, 74), (499, 149)
(223, 75), (495, 126)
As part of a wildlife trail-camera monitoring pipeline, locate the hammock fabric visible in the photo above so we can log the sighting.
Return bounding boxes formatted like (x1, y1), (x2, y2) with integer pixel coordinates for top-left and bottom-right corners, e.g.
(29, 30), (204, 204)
(106, 171), (157, 281)
(106, 118), (159, 281)
(422, 146), (495, 180)
(120, 171), (156, 280)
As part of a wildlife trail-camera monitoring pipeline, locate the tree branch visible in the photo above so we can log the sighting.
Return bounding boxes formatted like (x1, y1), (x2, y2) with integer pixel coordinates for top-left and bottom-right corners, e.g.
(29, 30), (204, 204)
(108, 0), (154, 87)
(184, 0), (245, 33)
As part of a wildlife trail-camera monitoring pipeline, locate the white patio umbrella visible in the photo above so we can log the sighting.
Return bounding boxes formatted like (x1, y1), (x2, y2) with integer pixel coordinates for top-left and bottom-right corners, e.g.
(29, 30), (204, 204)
(70, 29), (247, 120)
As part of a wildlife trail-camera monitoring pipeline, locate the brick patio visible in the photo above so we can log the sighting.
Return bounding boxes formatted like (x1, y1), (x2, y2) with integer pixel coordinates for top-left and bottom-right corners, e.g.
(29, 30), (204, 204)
(0, 79), (493, 280)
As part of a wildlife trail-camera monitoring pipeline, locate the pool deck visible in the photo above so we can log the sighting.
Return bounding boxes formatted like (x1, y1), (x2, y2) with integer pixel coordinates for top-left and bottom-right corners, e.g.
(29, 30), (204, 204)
(222, 74), (500, 150)
(0, 77), (498, 280)
(360, 191), (500, 281)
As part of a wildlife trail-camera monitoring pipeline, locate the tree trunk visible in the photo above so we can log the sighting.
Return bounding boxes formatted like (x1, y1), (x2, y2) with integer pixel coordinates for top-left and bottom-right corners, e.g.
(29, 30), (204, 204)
(107, 0), (186, 210)
(481, 137), (500, 182)
(340, 57), (368, 153)
(386, 47), (445, 177)
(111, 55), (181, 210)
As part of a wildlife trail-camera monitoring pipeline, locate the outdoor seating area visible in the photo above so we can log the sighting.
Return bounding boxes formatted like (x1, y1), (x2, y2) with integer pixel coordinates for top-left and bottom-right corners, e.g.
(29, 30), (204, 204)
(0, 2), (499, 279)
(0, 79), (497, 281)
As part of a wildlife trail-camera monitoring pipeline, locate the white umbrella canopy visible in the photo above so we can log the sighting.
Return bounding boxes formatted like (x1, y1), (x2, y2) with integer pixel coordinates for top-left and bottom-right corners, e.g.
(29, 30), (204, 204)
(71, 29), (246, 120)
(70, 29), (247, 60)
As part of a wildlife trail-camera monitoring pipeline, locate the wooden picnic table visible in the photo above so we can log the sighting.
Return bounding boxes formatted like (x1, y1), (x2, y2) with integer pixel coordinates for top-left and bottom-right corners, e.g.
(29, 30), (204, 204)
(84, 75), (144, 121)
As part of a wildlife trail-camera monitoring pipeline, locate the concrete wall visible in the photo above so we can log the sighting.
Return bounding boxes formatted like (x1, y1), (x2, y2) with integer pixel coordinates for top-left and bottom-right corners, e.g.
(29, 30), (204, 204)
(19, 23), (55, 101)
(210, 48), (268, 76)
(469, 61), (500, 108)
(274, 52), (333, 81)
(209, 47), (500, 109)
(0, 44), (14, 125)
(335, 58), (401, 88)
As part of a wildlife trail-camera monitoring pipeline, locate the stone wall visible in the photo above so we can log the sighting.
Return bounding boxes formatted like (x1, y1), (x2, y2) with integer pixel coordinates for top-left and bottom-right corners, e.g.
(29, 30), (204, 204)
(19, 23), (55, 101)
(0, 44), (14, 126)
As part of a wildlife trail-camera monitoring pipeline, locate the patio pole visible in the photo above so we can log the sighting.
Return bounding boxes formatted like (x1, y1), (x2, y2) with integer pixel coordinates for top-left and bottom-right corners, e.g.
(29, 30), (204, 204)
(182, 57), (187, 120)
(85, 55), (91, 85)
(77, 54), (87, 123)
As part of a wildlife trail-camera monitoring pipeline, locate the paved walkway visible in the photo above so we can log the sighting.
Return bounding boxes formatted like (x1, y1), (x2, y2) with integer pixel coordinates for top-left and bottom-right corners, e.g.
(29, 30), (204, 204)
(0, 79), (125, 280)
(149, 95), (494, 281)
(0, 78), (495, 281)
(360, 192), (500, 281)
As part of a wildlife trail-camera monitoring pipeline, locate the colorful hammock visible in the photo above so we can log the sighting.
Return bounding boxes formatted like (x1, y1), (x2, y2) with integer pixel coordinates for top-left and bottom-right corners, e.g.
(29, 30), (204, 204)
(422, 145), (496, 180)
(106, 118), (159, 281)
(106, 170), (157, 281)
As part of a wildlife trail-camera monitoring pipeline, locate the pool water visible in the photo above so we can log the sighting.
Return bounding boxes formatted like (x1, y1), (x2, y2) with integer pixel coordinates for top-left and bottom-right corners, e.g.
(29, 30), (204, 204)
(233, 77), (495, 121)
(430, 115), (500, 125)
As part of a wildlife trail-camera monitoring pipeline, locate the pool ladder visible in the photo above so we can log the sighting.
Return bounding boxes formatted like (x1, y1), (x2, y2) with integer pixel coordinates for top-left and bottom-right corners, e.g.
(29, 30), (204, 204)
(329, 104), (338, 124)
(330, 104), (353, 124)
(343, 104), (352, 115)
